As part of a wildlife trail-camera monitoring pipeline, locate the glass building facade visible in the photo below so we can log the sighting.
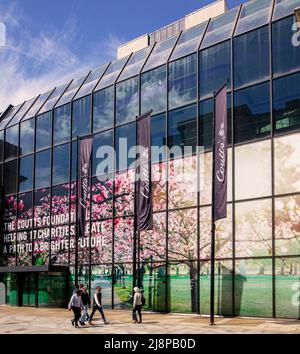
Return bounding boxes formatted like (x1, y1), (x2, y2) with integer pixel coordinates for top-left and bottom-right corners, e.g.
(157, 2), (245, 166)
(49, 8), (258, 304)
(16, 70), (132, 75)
(0, 0), (300, 318)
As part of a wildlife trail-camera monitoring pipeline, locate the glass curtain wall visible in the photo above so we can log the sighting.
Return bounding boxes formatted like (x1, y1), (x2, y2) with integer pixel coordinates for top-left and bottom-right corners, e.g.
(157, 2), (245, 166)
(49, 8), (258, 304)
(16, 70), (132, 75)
(1, 10), (300, 317)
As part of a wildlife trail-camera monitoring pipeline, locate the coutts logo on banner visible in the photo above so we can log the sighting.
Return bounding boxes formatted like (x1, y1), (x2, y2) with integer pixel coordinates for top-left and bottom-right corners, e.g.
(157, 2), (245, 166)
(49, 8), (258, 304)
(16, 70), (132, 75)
(136, 111), (153, 231)
(80, 162), (89, 208)
(213, 84), (228, 222)
(78, 137), (93, 236)
(216, 122), (226, 183)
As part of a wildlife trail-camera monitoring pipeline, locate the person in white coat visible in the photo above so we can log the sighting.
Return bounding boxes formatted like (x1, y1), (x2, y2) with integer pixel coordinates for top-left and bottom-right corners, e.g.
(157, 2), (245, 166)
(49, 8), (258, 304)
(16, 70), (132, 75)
(132, 287), (143, 324)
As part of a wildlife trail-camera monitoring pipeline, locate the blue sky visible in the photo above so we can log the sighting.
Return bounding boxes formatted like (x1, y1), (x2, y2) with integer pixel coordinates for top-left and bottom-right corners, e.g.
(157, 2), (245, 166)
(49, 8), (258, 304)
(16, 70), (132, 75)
(0, 0), (247, 111)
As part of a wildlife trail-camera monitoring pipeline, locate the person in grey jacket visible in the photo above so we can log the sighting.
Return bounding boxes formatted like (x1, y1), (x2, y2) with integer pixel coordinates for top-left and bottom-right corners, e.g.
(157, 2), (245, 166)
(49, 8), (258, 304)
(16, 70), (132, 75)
(132, 287), (143, 324)
(68, 290), (83, 328)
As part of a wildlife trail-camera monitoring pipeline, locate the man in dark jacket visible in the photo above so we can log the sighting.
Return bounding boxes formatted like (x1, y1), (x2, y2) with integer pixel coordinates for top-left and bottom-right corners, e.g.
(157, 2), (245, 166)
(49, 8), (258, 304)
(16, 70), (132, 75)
(79, 287), (91, 325)
(88, 286), (110, 325)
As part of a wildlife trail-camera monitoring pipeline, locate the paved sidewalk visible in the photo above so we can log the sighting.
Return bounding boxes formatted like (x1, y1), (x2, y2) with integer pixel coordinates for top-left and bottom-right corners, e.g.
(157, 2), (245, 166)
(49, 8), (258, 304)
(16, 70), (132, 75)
(0, 306), (299, 334)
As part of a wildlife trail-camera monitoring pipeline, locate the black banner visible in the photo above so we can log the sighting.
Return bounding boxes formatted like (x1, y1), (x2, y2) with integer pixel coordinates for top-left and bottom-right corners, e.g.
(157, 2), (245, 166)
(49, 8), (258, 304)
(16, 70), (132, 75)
(78, 136), (93, 236)
(213, 84), (228, 222)
(136, 112), (153, 231)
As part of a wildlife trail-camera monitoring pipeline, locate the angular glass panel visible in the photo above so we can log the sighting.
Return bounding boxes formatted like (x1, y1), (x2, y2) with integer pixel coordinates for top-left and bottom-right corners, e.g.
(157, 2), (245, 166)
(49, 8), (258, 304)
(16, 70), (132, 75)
(235, 0), (273, 36)
(0, 130), (4, 162)
(200, 40), (231, 100)
(52, 144), (70, 185)
(168, 208), (197, 262)
(21, 90), (54, 121)
(116, 76), (139, 125)
(272, 16), (300, 77)
(94, 56), (129, 91)
(73, 63), (110, 101)
(275, 196), (300, 256)
(273, 72), (300, 134)
(5, 125), (19, 160)
(118, 46), (153, 82)
(234, 83), (270, 144)
(114, 217), (134, 263)
(4, 160), (18, 195)
(19, 155), (33, 192)
(17, 192), (33, 231)
(200, 205), (233, 259)
(200, 260), (233, 316)
(113, 264), (133, 310)
(35, 149), (51, 189)
(235, 199), (272, 257)
(168, 104), (197, 156)
(234, 26), (270, 89)
(169, 54), (197, 110)
(169, 155), (197, 208)
(38, 82), (71, 115)
(36, 112), (52, 151)
(20, 118), (34, 155)
(235, 140), (272, 200)
(34, 188), (50, 227)
(143, 35), (178, 72)
(53, 104), (71, 145)
(274, 133), (300, 195)
(141, 66), (167, 115)
(92, 129), (113, 177)
(201, 7), (239, 49)
(115, 122), (136, 172)
(90, 220), (113, 264)
(91, 177), (113, 220)
(51, 184), (70, 226)
(138, 262), (167, 312)
(140, 213), (166, 262)
(273, 0), (300, 21)
(199, 94), (232, 151)
(275, 257), (300, 319)
(235, 259), (272, 317)
(3, 194), (17, 223)
(7, 97), (38, 128)
(171, 22), (207, 61)
(71, 141), (77, 182)
(72, 96), (91, 138)
(0, 103), (24, 130)
(114, 169), (135, 217)
(93, 86), (114, 133)
(151, 113), (167, 163)
(55, 73), (89, 107)
(169, 262), (198, 313)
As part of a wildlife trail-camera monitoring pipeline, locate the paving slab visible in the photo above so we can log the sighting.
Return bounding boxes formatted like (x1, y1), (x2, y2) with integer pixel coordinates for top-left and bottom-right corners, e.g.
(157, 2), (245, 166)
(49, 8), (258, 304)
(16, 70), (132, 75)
(0, 306), (299, 334)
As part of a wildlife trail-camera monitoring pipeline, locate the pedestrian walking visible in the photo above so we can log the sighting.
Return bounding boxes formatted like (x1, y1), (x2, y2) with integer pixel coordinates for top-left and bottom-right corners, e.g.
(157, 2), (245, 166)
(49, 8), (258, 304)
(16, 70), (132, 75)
(68, 290), (83, 328)
(132, 287), (143, 324)
(73, 284), (80, 294)
(89, 286), (110, 325)
(79, 287), (91, 326)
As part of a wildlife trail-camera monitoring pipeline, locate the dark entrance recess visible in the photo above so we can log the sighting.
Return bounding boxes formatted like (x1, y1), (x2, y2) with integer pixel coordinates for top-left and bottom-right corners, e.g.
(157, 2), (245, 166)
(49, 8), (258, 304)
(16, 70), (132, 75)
(17, 273), (37, 307)
(0, 266), (70, 308)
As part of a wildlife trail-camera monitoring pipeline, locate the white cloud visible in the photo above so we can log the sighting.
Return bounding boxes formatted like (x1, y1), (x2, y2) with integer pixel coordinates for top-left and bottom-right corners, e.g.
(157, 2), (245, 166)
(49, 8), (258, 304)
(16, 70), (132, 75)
(0, 2), (125, 112)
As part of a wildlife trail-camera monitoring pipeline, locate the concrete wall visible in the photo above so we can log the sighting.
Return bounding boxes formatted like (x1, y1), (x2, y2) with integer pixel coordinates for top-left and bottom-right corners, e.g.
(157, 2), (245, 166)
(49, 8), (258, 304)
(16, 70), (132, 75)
(117, 34), (149, 59)
(185, 0), (228, 30)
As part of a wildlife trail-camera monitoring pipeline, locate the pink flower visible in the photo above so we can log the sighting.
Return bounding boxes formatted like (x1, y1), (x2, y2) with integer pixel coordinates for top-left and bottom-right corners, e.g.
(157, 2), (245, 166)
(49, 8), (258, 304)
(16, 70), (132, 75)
(18, 200), (25, 211)
(93, 194), (104, 203)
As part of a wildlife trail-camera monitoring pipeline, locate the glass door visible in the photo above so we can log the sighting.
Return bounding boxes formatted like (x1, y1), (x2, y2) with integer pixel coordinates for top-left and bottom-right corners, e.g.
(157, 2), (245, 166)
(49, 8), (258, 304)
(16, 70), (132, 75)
(18, 273), (37, 307)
